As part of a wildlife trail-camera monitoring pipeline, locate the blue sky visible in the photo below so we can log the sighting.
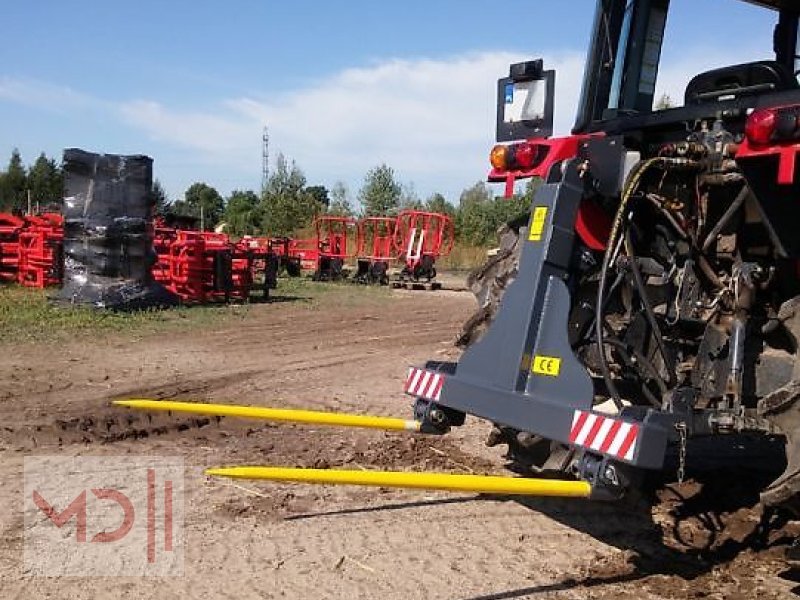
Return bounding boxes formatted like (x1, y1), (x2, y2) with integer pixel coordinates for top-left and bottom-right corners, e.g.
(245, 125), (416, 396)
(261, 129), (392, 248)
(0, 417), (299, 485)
(0, 1), (778, 205)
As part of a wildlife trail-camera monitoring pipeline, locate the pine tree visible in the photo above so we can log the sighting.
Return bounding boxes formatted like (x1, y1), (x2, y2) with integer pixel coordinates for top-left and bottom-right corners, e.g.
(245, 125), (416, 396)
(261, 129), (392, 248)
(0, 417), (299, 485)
(0, 149), (28, 210)
(358, 164), (401, 216)
(27, 153), (63, 205)
(260, 154), (322, 236)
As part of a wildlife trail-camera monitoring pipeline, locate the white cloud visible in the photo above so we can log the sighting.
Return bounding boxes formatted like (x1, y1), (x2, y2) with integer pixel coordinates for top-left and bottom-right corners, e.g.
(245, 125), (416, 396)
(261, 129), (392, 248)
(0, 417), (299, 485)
(118, 100), (253, 154)
(2, 43), (770, 201)
(0, 53), (587, 199)
(114, 51), (587, 199)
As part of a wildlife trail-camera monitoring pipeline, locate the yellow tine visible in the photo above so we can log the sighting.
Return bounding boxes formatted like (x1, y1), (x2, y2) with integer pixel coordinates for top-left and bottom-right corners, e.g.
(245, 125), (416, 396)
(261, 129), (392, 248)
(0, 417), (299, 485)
(205, 466), (592, 498)
(113, 399), (422, 432)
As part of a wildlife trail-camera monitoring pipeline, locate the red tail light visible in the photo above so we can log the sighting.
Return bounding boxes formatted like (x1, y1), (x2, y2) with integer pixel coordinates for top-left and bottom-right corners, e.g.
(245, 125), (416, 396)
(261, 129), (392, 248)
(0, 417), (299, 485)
(745, 109), (777, 146)
(745, 105), (800, 148)
(513, 142), (536, 169)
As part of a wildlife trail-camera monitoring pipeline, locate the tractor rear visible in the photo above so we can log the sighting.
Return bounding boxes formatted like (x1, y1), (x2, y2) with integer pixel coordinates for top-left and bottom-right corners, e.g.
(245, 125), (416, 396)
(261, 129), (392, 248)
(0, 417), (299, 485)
(415, 0), (800, 508)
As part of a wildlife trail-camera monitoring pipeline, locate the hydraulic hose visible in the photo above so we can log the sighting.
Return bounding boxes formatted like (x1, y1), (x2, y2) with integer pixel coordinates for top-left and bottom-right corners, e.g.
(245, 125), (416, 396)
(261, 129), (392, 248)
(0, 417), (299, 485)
(594, 157), (666, 410)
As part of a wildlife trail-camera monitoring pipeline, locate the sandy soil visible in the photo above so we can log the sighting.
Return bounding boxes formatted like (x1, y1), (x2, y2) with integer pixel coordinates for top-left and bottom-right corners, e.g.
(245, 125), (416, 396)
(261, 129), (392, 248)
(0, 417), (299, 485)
(0, 283), (798, 599)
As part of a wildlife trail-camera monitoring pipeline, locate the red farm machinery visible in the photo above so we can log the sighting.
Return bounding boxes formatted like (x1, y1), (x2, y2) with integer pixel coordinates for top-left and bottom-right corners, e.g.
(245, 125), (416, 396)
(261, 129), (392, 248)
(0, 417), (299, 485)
(2, 208), (281, 305)
(0, 212), (63, 288)
(152, 225), (278, 303)
(392, 209), (454, 289)
(0, 213), (24, 283)
(354, 216), (396, 285)
(260, 236), (302, 277)
(294, 211), (453, 287)
(304, 215), (357, 281)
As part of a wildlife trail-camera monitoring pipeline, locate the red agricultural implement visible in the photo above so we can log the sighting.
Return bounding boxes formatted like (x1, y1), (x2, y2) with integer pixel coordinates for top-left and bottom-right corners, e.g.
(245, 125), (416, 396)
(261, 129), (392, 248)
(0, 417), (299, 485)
(309, 216), (357, 281)
(0, 212), (63, 288)
(392, 209), (454, 288)
(255, 236), (301, 277)
(0, 213), (24, 283)
(174, 231), (247, 303)
(154, 229), (277, 303)
(0, 210), (282, 303)
(354, 216), (396, 285)
(17, 213), (64, 288)
(286, 237), (319, 273)
(152, 223), (177, 286)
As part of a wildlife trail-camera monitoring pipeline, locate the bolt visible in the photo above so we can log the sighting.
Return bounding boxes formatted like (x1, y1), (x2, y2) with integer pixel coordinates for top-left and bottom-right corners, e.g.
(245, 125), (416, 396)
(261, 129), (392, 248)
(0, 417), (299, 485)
(429, 409), (446, 425)
(603, 465), (619, 486)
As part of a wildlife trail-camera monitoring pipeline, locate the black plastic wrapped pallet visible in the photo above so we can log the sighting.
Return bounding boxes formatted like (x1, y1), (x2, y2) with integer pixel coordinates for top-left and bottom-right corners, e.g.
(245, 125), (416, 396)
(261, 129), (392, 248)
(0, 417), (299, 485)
(53, 149), (176, 309)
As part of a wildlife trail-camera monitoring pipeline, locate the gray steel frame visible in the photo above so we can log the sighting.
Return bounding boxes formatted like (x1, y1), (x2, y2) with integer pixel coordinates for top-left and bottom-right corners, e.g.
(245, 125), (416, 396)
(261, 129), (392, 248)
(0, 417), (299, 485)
(431, 159), (670, 470)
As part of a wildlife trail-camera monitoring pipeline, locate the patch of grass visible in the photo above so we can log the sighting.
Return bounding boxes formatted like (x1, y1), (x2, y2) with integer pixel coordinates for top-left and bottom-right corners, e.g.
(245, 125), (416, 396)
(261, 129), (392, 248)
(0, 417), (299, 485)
(0, 277), (389, 345)
(437, 244), (490, 272)
(274, 274), (390, 306)
(0, 285), (246, 344)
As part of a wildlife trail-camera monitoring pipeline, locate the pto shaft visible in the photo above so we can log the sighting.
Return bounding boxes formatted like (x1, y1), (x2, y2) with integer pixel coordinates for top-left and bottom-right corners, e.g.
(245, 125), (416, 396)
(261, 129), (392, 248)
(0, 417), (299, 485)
(113, 399), (422, 432)
(206, 466), (592, 498)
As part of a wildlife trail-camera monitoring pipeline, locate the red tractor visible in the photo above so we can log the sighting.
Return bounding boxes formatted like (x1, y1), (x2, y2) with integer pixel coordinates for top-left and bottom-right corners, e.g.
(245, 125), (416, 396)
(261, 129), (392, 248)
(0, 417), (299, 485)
(403, 0), (800, 515)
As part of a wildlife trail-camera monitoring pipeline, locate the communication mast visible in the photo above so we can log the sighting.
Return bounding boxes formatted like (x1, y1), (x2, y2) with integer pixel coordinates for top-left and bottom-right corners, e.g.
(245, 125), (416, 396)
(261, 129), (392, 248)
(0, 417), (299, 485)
(261, 126), (269, 193)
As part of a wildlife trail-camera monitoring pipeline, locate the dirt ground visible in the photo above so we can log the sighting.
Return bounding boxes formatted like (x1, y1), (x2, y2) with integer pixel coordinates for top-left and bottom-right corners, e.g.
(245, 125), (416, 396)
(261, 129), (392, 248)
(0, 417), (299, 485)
(1, 281), (799, 599)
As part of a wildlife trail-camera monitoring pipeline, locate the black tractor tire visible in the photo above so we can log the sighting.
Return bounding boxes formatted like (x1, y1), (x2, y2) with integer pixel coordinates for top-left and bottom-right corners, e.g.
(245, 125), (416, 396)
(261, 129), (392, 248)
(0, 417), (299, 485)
(759, 296), (800, 516)
(456, 213), (528, 348)
(285, 259), (302, 278)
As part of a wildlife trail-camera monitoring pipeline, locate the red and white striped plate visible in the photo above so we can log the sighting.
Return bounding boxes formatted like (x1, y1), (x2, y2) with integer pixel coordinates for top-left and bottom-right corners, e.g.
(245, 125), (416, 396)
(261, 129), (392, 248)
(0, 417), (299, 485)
(569, 410), (639, 462)
(404, 367), (444, 401)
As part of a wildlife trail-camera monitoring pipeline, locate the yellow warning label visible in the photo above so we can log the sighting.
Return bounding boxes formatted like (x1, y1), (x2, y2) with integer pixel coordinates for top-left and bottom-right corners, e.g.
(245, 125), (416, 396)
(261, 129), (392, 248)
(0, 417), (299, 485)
(528, 206), (548, 242)
(531, 355), (561, 377)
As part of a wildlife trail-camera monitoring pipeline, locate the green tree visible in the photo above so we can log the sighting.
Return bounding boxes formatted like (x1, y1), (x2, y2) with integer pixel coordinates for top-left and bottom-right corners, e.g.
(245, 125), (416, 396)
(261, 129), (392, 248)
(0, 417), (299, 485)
(0, 149), (27, 210)
(173, 182), (224, 229)
(224, 189), (261, 236)
(328, 181), (354, 217)
(305, 185), (329, 209)
(455, 182), (497, 245)
(27, 153), (63, 205)
(453, 179), (535, 245)
(491, 177), (539, 230)
(493, 192), (530, 232)
(358, 164), (401, 216)
(260, 154), (322, 236)
(151, 179), (170, 217)
(425, 192), (455, 217)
